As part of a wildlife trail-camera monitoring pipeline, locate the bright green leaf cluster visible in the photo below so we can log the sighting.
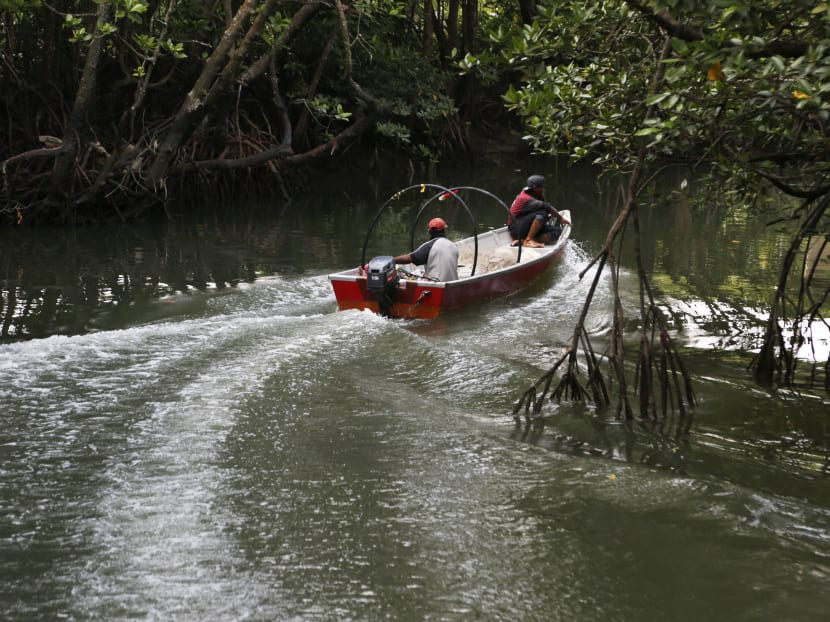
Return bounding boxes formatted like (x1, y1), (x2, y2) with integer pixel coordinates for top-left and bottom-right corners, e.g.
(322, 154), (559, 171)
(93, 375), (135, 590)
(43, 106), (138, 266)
(0, 0), (40, 11)
(113, 0), (148, 24)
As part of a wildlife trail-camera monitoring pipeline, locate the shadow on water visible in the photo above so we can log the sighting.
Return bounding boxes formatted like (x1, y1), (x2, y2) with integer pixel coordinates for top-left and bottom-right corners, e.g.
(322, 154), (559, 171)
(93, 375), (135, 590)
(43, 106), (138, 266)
(1, 159), (592, 343)
(0, 166), (462, 342)
(506, 353), (829, 504)
(0, 219), (262, 341)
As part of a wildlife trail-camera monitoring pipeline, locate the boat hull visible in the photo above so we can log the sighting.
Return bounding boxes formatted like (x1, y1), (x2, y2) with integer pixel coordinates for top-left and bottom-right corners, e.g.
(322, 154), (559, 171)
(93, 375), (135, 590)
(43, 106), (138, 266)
(329, 214), (570, 319)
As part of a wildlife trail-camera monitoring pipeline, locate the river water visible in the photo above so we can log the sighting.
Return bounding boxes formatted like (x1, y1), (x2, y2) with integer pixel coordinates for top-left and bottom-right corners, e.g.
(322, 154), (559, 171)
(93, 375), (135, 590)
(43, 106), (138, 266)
(1, 163), (828, 621)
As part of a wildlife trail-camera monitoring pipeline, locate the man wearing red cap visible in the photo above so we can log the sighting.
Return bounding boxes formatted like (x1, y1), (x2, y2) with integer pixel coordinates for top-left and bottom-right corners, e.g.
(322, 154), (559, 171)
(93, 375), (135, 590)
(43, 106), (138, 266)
(508, 174), (570, 247)
(393, 217), (459, 281)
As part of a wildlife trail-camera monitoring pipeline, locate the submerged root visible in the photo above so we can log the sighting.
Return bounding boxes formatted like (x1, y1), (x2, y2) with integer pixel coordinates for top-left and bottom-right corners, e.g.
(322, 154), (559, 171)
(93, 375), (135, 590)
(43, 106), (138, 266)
(513, 138), (696, 420)
(749, 194), (830, 392)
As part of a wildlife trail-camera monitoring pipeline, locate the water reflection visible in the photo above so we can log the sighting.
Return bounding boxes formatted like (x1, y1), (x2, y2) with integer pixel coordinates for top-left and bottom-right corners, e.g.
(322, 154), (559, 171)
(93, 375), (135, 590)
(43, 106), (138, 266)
(0, 221), (262, 341)
(2, 164), (828, 363)
(1, 184), (829, 620)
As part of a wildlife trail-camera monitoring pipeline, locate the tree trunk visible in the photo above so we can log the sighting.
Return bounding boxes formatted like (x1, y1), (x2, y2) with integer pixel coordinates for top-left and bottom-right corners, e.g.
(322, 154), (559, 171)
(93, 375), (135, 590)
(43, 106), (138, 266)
(422, 0), (434, 56)
(47, 2), (112, 215)
(446, 0), (460, 54)
(146, 0), (279, 187)
(518, 0), (537, 25)
(462, 0), (477, 54)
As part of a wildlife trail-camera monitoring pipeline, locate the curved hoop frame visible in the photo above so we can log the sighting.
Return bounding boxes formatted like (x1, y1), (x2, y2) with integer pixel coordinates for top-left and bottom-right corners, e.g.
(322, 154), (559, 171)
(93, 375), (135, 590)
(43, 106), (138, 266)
(360, 184), (519, 277)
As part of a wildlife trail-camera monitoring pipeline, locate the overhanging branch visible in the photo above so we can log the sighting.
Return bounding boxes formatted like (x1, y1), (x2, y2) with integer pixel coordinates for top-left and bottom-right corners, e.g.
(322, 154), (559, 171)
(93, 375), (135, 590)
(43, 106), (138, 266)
(626, 0), (809, 58)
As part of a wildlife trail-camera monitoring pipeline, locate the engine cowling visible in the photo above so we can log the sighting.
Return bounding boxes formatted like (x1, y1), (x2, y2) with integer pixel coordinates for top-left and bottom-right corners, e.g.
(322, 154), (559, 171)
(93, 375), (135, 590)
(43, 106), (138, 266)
(366, 256), (399, 316)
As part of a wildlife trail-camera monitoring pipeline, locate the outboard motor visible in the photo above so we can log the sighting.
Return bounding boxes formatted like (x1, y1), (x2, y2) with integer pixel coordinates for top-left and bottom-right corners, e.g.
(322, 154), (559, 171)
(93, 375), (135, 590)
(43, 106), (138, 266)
(366, 255), (399, 317)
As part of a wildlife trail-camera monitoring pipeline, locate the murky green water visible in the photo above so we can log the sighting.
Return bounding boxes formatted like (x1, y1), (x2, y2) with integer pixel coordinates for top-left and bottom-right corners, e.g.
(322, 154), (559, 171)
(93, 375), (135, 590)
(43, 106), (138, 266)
(1, 163), (828, 621)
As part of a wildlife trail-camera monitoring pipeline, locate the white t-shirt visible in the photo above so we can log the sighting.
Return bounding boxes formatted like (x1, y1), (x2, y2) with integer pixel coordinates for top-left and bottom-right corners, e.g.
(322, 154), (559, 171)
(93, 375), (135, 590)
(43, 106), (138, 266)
(410, 236), (459, 281)
(425, 237), (459, 281)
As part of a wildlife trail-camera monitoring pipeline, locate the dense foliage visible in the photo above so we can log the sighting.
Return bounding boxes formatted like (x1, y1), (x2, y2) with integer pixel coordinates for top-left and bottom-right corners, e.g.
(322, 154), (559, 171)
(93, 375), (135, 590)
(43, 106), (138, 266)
(469, 0), (830, 195)
(0, 0), (476, 224)
(460, 0), (830, 404)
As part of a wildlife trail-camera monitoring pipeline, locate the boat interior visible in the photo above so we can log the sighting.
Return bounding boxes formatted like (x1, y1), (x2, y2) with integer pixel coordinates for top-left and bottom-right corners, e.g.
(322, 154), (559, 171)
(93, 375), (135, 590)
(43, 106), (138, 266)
(455, 229), (547, 279)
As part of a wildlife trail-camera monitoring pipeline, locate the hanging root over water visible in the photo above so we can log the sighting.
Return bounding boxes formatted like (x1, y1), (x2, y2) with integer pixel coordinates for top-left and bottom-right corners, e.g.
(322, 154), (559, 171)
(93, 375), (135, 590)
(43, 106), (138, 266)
(749, 193), (830, 392)
(632, 280), (697, 419)
(513, 36), (698, 421)
(512, 325), (609, 420)
(512, 232), (696, 422)
(512, 250), (611, 421)
(514, 150), (695, 421)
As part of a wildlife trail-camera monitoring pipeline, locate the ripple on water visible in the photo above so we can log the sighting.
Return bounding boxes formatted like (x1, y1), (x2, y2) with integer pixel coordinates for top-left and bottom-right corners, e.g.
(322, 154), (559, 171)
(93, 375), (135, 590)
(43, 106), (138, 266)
(2, 267), (830, 621)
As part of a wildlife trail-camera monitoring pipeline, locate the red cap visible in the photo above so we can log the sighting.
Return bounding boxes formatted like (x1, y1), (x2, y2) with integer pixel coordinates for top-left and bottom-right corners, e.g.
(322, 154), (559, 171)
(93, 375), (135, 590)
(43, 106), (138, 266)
(428, 217), (447, 231)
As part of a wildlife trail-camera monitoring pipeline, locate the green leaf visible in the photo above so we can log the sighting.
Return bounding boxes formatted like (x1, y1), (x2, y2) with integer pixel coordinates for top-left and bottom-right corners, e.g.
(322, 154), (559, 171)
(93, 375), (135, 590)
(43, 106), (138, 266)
(646, 93), (671, 105)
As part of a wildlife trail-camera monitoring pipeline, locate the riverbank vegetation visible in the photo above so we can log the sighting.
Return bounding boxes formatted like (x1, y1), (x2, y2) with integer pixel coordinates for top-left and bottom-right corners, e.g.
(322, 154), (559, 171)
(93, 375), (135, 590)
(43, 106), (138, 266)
(2, 1), (828, 402)
(467, 1), (829, 402)
(1, 0), (486, 223)
(463, 0), (830, 410)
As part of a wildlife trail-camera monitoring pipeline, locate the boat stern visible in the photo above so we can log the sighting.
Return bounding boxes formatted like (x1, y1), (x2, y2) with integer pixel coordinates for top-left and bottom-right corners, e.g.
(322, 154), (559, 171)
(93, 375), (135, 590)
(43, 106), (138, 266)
(329, 267), (446, 319)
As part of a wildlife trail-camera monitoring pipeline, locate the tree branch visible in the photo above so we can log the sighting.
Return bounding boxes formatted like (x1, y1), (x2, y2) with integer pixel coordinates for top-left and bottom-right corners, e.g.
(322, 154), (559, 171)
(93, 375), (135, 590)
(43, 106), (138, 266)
(626, 0), (809, 57)
(180, 111), (377, 172)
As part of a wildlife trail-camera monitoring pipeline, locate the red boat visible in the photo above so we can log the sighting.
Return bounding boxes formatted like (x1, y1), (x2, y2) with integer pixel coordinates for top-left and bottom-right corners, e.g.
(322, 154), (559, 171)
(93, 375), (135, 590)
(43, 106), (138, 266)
(328, 184), (571, 319)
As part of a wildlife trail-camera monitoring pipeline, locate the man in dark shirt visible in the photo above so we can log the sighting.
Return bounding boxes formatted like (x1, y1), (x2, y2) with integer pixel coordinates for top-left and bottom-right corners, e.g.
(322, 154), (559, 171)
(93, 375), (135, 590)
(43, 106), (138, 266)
(508, 175), (570, 247)
(393, 218), (459, 281)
